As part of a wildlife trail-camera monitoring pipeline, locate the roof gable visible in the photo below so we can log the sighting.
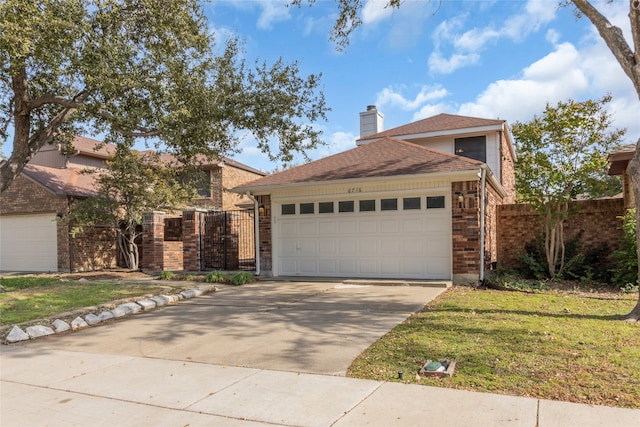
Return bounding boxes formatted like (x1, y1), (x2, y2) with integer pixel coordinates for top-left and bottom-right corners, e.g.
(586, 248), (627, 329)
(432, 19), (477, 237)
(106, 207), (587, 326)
(236, 137), (482, 189)
(358, 113), (505, 142)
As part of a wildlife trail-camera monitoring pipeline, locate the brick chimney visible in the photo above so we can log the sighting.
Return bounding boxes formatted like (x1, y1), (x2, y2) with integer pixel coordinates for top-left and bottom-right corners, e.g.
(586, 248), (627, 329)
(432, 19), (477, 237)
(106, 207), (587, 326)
(359, 105), (384, 138)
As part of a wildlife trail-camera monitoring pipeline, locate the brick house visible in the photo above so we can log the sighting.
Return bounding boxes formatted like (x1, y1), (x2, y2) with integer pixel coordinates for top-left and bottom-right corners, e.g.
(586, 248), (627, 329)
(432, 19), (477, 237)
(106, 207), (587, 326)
(608, 144), (637, 209)
(234, 107), (517, 285)
(0, 136), (265, 272)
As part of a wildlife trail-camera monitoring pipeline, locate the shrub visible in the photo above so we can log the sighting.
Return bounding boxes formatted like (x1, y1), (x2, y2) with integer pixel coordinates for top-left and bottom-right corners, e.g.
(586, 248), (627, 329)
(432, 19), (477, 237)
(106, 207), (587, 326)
(612, 208), (638, 289)
(183, 274), (195, 281)
(229, 271), (255, 286)
(485, 269), (549, 292)
(204, 271), (226, 283)
(159, 271), (175, 281)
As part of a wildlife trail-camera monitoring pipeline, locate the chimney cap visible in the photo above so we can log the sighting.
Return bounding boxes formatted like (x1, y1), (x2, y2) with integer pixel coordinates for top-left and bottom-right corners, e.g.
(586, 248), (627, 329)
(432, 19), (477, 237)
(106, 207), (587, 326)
(366, 105), (376, 111)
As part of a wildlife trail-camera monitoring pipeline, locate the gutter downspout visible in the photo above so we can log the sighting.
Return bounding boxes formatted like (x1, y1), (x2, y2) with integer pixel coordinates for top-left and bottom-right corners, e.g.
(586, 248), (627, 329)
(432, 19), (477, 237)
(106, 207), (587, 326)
(479, 165), (487, 286)
(246, 191), (261, 276)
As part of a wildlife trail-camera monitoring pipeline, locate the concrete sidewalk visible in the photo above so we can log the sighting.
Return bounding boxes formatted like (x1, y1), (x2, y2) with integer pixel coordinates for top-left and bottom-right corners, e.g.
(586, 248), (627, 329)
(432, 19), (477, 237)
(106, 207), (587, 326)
(2, 346), (639, 427)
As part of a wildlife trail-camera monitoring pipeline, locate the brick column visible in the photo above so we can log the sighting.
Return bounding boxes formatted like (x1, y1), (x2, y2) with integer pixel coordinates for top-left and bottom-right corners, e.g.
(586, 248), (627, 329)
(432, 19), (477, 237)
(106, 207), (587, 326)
(182, 209), (205, 271)
(257, 195), (272, 275)
(451, 181), (481, 285)
(142, 211), (165, 272)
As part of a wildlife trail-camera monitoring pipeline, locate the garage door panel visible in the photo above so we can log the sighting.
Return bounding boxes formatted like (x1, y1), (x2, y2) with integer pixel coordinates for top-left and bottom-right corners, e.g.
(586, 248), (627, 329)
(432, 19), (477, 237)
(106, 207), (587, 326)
(299, 221), (317, 235)
(280, 239), (299, 256)
(359, 260), (378, 274)
(299, 259), (317, 274)
(358, 239), (378, 256)
(318, 239), (336, 254)
(338, 260), (357, 274)
(338, 240), (357, 255)
(318, 221), (335, 234)
(299, 240), (316, 255)
(380, 219), (399, 233)
(338, 220), (357, 234)
(280, 221), (298, 236)
(318, 260), (336, 274)
(358, 220), (377, 233)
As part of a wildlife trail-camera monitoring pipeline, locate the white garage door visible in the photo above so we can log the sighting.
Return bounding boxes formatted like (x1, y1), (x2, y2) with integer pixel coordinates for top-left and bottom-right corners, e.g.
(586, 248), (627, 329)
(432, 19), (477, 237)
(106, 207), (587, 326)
(274, 194), (451, 279)
(0, 214), (58, 272)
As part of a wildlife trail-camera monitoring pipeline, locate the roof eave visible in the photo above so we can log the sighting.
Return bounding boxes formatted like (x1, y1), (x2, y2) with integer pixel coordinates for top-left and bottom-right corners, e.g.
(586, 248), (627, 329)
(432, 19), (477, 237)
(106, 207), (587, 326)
(356, 124), (505, 145)
(233, 168), (483, 195)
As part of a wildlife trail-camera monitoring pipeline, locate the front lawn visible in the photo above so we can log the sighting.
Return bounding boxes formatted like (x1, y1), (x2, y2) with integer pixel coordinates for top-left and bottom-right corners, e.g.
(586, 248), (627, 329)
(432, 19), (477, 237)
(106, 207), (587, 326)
(348, 286), (640, 408)
(0, 275), (188, 327)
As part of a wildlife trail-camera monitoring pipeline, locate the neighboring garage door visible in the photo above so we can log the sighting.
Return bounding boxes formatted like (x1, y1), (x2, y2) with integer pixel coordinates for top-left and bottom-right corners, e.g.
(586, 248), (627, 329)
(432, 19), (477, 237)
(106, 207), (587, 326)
(274, 193), (451, 279)
(0, 214), (58, 272)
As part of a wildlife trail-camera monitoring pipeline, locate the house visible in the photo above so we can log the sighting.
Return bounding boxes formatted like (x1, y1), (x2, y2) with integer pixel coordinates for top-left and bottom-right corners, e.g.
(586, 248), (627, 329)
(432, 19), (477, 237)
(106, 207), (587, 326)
(0, 136), (265, 272)
(608, 144), (637, 209)
(234, 106), (517, 285)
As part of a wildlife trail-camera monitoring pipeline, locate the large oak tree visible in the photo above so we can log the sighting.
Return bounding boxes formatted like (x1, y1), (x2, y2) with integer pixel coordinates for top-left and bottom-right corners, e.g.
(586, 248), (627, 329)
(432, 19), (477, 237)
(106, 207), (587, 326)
(297, 0), (640, 320)
(0, 0), (328, 193)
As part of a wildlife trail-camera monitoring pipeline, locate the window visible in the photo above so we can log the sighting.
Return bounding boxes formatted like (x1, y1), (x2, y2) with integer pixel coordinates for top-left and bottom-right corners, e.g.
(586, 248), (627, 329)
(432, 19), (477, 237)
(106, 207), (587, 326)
(281, 204), (295, 215)
(427, 196), (445, 209)
(455, 136), (486, 163)
(381, 198), (398, 211)
(403, 197), (421, 210)
(319, 201), (334, 213)
(359, 199), (375, 212)
(339, 201), (354, 213)
(300, 203), (314, 214)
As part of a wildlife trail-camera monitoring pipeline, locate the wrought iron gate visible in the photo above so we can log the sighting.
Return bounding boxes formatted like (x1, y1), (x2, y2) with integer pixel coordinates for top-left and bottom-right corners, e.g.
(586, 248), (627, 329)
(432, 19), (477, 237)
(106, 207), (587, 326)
(199, 210), (256, 271)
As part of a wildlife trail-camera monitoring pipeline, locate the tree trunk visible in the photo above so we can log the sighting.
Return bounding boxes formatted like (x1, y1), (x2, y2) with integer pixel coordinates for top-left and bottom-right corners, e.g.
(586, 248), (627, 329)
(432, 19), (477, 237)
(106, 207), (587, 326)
(625, 138), (640, 322)
(571, 1), (640, 321)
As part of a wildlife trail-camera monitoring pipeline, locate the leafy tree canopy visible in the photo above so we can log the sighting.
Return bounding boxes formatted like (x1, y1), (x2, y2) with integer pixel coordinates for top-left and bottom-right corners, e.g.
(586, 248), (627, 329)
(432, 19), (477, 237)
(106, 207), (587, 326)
(0, 0), (328, 192)
(513, 95), (625, 207)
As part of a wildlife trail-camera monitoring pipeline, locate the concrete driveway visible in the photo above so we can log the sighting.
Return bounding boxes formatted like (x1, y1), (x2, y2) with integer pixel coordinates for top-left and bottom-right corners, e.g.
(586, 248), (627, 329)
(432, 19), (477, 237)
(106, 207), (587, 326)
(17, 280), (446, 375)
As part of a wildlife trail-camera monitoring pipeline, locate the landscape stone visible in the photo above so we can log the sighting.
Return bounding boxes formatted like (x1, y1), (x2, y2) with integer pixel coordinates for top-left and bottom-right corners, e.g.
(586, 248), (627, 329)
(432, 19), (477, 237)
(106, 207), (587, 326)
(84, 313), (101, 326)
(26, 325), (55, 339)
(110, 306), (128, 318)
(71, 317), (89, 330)
(136, 299), (157, 311)
(151, 295), (171, 306)
(98, 311), (114, 321)
(120, 302), (142, 314)
(52, 319), (70, 333)
(180, 289), (198, 299)
(6, 325), (29, 343)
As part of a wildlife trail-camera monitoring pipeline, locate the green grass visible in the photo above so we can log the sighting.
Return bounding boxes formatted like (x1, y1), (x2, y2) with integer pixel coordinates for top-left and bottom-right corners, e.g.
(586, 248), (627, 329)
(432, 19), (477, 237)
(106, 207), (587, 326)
(0, 276), (186, 326)
(348, 287), (640, 409)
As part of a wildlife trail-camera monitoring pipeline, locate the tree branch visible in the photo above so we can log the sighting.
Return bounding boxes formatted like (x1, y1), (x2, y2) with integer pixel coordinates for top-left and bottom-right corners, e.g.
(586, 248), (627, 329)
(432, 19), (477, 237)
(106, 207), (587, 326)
(571, 0), (640, 98)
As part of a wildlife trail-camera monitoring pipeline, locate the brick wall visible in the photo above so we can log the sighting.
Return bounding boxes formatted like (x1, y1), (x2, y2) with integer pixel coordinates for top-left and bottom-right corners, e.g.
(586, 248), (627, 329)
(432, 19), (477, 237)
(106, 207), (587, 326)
(70, 226), (117, 271)
(497, 198), (626, 269)
(182, 209), (205, 271)
(222, 166), (264, 211)
(500, 130), (516, 203)
(451, 181), (481, 283)
(257, 194), (272, 275)
(163, 241), (184, 271)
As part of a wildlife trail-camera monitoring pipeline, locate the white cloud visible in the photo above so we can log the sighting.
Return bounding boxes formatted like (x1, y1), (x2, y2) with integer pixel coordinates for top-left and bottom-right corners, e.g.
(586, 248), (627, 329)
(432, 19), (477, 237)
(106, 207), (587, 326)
(428, 51), (480, 75)
(376, 85), (449, 111)
(361, 0), (394, 24)
(428, 0), (558, 74)
(256, 0), (291, 30)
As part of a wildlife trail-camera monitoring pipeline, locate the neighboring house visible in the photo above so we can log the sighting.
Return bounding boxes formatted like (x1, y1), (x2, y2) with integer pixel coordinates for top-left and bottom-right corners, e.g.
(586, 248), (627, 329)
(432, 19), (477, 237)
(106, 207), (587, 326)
(608, 144), (637, 209)
(0, 136), (265, 272)
(234, 106), (517, 285)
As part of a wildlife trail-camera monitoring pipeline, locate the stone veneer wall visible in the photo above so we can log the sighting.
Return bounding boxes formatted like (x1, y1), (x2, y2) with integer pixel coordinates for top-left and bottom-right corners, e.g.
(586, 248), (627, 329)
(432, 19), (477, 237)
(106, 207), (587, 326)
(496, 198), (626, 269)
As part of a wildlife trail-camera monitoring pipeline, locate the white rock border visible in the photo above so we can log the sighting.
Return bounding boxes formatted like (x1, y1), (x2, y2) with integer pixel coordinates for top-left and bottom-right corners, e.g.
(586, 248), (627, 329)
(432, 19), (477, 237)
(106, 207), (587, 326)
(3, 285), (217, 344)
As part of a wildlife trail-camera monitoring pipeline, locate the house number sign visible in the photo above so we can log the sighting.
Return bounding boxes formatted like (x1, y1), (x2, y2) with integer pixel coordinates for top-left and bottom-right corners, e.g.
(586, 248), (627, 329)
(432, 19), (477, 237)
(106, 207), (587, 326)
(347, 187), (362, 193)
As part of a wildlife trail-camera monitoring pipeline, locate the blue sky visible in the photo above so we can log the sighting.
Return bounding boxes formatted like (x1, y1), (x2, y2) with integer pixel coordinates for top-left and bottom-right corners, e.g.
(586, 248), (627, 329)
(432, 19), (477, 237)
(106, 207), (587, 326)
(2, 0), (638, 174)
(203, 0), (639, 173)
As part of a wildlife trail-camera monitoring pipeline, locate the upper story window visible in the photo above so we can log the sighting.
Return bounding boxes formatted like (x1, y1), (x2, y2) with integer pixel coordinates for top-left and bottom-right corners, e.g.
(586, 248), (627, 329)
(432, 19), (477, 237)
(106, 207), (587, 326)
(455, 136), (486, 163)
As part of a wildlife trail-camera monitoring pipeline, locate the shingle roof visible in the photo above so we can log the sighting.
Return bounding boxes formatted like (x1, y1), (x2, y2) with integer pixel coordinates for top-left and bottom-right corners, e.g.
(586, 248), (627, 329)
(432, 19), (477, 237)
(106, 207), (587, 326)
(22, 164), (99, 197)
(235, 137), (482, 189)
(72, 136), (265, 175)
(357, 113), (505, 142)
(608, 144), (637, 175)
